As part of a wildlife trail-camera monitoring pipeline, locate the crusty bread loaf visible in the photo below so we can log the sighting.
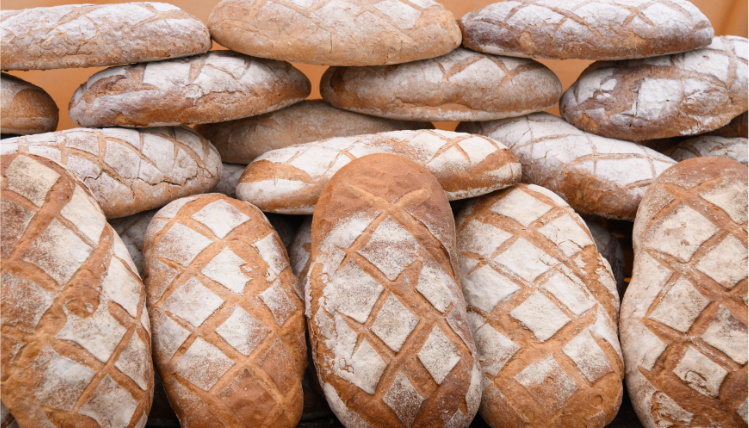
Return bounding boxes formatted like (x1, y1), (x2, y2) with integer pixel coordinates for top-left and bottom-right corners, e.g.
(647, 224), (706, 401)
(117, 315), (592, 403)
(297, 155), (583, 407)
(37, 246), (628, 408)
(237, 129), (522, 214)
(69, 51), (311, 128)
(459, 0), (713, 60)
(321, 48), (562, 121)
(208, 0), (461, 66)
(212, 163), (246, 199)
(0, 73), (58, 135)
(561, 36), (749, 141)
(456, 184), (622, 428)
(585, 220), (626, 297)
(289, 217), (313, 294)
(110, 209), (159, 275)
(622, 157), (748, 428)
(143, 193), (306, 427)
(664, 136), (748, 165)
(1, 127), (221, 218)
(1, 153), (153, 428)
(0, 3), (210, 70)
(307, 153), (482, 427)
(458, 113), (675, 220)
(196, 100), (433, 164)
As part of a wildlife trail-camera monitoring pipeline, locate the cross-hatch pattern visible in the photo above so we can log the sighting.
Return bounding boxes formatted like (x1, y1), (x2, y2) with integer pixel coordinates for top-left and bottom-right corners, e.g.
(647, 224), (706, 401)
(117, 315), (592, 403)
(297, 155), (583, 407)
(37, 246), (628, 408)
(1, 155), (152, 428)
(145, 195), (305, 427)
(457, 184), (622, 426)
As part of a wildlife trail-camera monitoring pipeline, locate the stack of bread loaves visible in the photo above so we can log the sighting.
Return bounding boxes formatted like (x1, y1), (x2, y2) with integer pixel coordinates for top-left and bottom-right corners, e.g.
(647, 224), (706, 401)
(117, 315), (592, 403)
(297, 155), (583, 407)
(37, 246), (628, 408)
(2, 0), (748, 428)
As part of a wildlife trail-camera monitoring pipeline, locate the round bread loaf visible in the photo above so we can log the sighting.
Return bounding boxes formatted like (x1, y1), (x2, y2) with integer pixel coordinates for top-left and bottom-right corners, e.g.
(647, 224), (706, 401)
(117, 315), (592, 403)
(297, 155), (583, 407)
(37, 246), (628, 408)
(1, 153), (153, 428)
(560, 36), (749, 141)
(664, 136), (748, 165)
(237, 129), (522, 214)
(1, 127), (222, 218)
(69, 51), (311, 128)
(456, 184), (622, 428)
(212, 163), (246, 199)
(307, 153), (482, 427)
(459, 0), (713, 60)
(585, 219), (626, 297)
(0, 73), (58, 135)
(208, 0), (461, 66)
(110, 209), (159, 276)
(622, 157), (748, 428)
(195, 100), (433, 163)
(0, 3), (210, 70)
(143, 193), (306, 427)
(321, 48), (562, 121)
(458, 113), (675, 220)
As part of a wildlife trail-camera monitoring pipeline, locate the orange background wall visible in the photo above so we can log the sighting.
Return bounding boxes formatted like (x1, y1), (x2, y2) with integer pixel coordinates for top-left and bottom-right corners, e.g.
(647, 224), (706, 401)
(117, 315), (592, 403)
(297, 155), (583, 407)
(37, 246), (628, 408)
(4, 0), (748, 132)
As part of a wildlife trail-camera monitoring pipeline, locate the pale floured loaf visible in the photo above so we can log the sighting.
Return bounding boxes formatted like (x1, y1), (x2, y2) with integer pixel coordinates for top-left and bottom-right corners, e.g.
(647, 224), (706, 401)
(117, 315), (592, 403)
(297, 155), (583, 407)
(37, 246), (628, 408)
(1, 127), (222, 218)
(195, 100), (433, 164)
(663, 136), (748, 165)
(110, 209), (159, 275)
(207, 0), (461, 66)
(0, 73), (58, 135)
(237, 129), (522, 214)
(459, 0), (713, 60)
(585, 219), (626, 296)
(69, 51), (311, 128)
(321, 48), (562, 121)
(622, 157), (748, 428)
(458, 113), (675, 220)
(1, 153), (153, 427)
(1, 3), (210, 70)
(212, 163), (247, 199)
(143, 193), (306, 427)
(456, 184), (622, 428)
(561, 36), (749, 141)
(307, 153), (482, 427)
(289, 217), (312, 295)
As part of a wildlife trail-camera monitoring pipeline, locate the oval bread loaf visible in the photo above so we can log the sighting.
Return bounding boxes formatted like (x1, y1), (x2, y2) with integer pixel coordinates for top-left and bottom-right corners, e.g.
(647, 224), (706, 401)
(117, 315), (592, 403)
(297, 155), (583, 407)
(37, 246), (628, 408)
(585, 219), (626, 296)
(622, 157), (748, 428)
(69, 50), (311, 128)
(208, 0), (461, 66)
(307, 153), (482, 427)
(195, 100), (433, 163)
(560, 36), (749, 141)
(456, 184), (623, 427)
(110, 209), (159, 276)
(0, 3), (211, 70)
(143, 193), (306, 427)
(458, 113), (675, 220)
(663, 136), (748, 165)
(212, 163), (246, 199)
(237, 129), (522, 214)
(1, 127), (222, 218)
(321, 48), (562, 122)
(0, 73), (58, 135)
(1, 153), (154, 428)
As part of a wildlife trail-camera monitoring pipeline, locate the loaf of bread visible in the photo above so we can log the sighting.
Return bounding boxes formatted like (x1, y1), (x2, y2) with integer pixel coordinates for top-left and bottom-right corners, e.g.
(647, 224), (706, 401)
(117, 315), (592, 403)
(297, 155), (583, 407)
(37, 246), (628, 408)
(663, 136), (748, 165)
(708, 111), (748, 138)
(1, 127), (222, 218)
(110, 209), (159, 275)
(458, 113), (675, 220)
(1, 3), (210, 70)
(321, 48), (562, 121)
(143, 194), (306, 427)
(1, 73), (58, 135)
(1, 153), (153, 427)
(585, 220), (626, 297)
(212, 163), (246, 199)
(459, 0), (713, 60)
(307, 153), (482, 427)
(456, 184), (622, 427)
(69, 51), (311, 128)
(237, 129), (522, 214)
(561, 36), (749, 141)
(622, 157), (747, 428)
(195, 100), (433, 163)
(208, 0), (461, 66)
(289, 217), (313, 295)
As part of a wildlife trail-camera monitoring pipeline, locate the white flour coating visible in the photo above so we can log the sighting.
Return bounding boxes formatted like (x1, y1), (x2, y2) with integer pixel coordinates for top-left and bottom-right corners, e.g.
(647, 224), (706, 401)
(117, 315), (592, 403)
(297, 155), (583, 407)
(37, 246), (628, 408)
(110, 209), (158, 275)
(238, 129), (520, 214)
(0, 73), (58, 135)
(212, 163), (246, 198)
(666, 136), (748, 165)
(1, 3), (211, 70)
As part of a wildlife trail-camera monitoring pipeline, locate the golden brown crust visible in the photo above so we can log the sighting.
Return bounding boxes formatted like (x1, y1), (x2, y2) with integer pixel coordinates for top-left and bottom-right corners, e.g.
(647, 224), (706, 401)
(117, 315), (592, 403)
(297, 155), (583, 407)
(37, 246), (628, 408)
(0, 73), (58, 135)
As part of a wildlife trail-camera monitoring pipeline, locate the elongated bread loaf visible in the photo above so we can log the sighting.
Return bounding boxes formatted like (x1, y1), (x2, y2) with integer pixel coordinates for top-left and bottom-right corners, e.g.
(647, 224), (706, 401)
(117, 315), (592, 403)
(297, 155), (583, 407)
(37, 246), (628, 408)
(1, 3), (210, 70)
(622, 157), (748, 428)
(1, 153), (153, 428)
(456, 184), (622, 427)
(307, 153), (482, 427)
(1, 73), (58, 135)
(1, 127), (222, 218)
(144, 194), (306, 427)
(237, 129), (521, 214)
(663, 136), (748, 165)
(458, 113), (675, 220)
